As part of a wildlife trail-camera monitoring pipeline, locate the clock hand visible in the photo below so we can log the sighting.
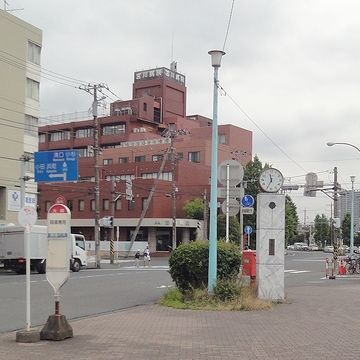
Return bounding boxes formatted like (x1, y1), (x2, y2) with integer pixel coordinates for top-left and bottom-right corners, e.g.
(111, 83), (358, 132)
(267, 175), (273, 189)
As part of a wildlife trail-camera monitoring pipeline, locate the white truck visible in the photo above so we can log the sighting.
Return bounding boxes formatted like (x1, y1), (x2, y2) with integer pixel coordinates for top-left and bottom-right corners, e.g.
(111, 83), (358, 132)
(0, 225), (87, 274)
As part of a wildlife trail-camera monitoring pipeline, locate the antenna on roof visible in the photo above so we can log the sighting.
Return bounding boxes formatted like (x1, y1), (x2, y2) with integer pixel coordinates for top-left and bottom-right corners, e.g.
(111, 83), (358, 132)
(171, 31), (174, 63)
(3, 0), (24, 12)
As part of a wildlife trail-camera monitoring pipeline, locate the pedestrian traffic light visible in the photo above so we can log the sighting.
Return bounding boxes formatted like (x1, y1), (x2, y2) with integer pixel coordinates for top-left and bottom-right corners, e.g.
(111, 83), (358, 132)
(108, 216), (113, 228)
(197, 221), (202, 230)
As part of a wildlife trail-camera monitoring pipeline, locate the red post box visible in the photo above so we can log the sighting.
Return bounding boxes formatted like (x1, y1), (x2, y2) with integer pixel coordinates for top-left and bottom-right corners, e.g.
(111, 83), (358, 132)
(242, 250), (256, 286)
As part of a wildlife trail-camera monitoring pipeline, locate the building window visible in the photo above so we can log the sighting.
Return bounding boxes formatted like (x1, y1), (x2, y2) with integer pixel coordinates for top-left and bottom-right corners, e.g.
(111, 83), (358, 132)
(142, 197), (148, 210)
(75, 128), (94, 138)
(188, 151), (200, 163)
(102, 124), (126, 136)
(26, 78), (39, 100)
(67, 200), (73, 211)
(77, 147), (93, 157)
(103, 159), (113, 165)
(103, 199), (110, 210)
(45, 201), (52, 212)
(141, 172), (172, 181)
(28, 41), (41, 65)
(78, 200), (85, 211)
(24, 115), (38, 136)
(90, 199), (95, 211)
(39, 133), (46, 143)
(219, 134), (226, 144)
(128, 200), (135, 211)
(118, 157), (128, 164)
(129, 228), (148, 242)
(152, 154), (163, 162)
(135, 155), (146, 163)
(49, 131), (70, 141)
(143, 103), (148, 112)
(115, 199), (121, 210)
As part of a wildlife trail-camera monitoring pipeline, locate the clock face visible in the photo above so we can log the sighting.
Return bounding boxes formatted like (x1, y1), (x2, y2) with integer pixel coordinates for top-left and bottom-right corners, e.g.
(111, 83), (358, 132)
(259, 168), (284, 193)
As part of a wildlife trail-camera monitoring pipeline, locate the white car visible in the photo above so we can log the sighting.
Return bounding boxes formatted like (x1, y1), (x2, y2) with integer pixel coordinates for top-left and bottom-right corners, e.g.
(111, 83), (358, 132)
(308, 245), (319, 251)
(323, 245), (334, 253)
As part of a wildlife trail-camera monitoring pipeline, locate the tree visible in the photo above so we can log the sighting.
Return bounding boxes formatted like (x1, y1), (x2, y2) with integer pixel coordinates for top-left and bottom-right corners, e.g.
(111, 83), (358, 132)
(285, 195), (299, 246)
(314, 214), (330, 247)
(341, 213), (351, 246)
(217, 214), (240, 244)
(183, 197), (204, 220)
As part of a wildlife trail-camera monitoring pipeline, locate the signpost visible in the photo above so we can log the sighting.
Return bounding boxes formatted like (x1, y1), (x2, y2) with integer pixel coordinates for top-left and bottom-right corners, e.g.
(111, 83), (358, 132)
(244, 225), (253, 248)
(16, 206), (37, 340)
(34, 150), (79, 182)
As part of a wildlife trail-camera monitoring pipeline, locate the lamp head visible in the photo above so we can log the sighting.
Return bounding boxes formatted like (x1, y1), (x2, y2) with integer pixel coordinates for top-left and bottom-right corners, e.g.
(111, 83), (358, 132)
(326, 142), (335, 147)
(208, 50), (225, 68)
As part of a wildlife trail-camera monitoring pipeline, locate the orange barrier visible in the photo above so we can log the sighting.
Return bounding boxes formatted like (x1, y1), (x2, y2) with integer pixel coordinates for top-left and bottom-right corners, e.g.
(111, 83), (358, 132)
(338, 259), (346, 275)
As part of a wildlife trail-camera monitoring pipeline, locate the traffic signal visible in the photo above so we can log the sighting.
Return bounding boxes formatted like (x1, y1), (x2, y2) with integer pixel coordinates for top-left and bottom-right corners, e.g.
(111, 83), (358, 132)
(108, 216), (113, 228)
(197, 221), (202, 230)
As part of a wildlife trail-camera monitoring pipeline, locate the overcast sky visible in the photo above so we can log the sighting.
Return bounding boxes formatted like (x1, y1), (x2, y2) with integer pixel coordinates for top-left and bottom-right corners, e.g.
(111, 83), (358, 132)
(10, 0), (360, 223)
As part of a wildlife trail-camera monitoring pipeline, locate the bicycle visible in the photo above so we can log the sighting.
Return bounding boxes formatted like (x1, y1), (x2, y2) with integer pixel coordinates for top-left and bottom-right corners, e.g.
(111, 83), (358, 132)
(344, 255), (360, 274)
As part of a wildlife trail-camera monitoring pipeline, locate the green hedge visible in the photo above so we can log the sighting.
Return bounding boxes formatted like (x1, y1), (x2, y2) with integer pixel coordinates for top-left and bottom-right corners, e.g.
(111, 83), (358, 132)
(168, 241), (241, 293)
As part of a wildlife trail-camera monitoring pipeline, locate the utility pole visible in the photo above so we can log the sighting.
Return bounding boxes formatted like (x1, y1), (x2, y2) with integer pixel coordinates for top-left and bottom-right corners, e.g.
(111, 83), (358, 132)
(20, 154), (32, 207)
(333, 166), (339, 244)
(79, 83), (107, 268)
(170, 135), (177, 251)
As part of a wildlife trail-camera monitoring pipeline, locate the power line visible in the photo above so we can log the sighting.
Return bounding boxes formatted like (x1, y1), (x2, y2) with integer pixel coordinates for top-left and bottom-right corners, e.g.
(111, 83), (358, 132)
(222, 0), (235, 51)
(218, 82), (308, 173)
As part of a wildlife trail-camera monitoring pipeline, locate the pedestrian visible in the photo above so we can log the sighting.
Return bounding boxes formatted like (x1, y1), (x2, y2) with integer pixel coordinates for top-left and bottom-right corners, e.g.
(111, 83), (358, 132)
(134, 249), (141, 268)
(143, 245), (151, 267)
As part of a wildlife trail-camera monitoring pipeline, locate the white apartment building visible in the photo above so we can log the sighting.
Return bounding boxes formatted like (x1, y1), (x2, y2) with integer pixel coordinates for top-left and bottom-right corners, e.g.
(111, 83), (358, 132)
(0, 9), (42, 224)
(338, 190), (360, 232)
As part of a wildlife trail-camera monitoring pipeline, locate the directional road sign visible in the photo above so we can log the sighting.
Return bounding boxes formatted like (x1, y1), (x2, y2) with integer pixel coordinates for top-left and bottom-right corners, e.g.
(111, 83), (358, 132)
(241, 194), (254, 207)
(34, 150), (79, 182)
(244, 225), (253, 235)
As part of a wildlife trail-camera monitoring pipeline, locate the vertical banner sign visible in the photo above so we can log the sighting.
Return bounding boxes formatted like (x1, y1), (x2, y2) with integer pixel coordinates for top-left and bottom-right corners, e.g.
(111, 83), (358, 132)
(46, 204), (71, 293)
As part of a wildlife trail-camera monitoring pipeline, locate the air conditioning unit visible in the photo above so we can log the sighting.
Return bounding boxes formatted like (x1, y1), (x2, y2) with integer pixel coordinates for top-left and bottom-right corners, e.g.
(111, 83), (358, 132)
(139, 127), (146, 132)
(133, 128), (140, 133)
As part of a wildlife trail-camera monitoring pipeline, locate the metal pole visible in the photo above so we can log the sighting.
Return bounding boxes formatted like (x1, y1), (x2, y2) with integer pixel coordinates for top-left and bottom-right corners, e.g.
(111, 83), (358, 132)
(207, 49), (225, 293)
(203, 189), (208, 240)
(171, 136), (177, 251)
(350, 176), (355, 256)
(110, 179), (115, 264)
(93, 86), (101, 269)
(25, 224), (31, 331)
(208, 65), (219, 293)
(225, 163), (229, 242)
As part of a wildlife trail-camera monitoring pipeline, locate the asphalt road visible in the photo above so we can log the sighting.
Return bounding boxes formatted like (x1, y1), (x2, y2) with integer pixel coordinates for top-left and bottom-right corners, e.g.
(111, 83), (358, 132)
(0, 251), (334, 333)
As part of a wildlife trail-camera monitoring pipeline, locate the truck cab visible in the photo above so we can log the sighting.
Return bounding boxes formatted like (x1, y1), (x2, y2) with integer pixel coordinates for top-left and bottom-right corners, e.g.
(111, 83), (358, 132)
(71, 234), (87, 272)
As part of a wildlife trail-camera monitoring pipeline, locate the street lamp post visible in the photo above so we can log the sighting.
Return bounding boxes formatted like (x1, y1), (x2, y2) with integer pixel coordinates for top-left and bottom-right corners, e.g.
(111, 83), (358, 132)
(326, 141), (360, 256)
(208, 50), (225, 293)
(350, 176), (355, 256)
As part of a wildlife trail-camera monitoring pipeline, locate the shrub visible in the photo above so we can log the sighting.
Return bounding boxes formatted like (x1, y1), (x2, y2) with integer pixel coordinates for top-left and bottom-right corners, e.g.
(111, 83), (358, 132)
(168, 241), (241, 293)
(213, 279), (242, 302)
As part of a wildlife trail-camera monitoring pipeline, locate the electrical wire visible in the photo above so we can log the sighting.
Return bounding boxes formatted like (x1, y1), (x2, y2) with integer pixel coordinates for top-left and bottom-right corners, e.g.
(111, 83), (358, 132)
(218, 82), (308, 173)
(222, 0), (235, 51)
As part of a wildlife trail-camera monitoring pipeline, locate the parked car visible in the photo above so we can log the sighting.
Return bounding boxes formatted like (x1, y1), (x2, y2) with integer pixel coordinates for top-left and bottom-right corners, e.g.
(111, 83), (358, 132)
(287, 245), (295, 250)
(323, 245), (334, 253)
(308, 244), (319, 251)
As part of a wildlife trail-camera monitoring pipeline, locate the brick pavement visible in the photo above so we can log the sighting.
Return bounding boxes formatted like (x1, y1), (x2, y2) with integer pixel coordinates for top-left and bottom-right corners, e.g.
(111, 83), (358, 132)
(1, 279), (360, 359)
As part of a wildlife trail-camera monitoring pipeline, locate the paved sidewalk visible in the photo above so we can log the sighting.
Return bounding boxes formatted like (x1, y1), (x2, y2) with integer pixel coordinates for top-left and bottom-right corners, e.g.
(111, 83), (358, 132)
(1, 279), (360, 359)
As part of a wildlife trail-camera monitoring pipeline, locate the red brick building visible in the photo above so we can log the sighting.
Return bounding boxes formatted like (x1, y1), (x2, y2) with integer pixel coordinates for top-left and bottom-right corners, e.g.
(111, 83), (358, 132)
(37, 64), (252, 254)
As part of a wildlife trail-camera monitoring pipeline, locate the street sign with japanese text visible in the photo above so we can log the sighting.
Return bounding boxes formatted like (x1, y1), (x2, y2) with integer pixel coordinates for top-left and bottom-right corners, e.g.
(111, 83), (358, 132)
(34, 150), (79, 182)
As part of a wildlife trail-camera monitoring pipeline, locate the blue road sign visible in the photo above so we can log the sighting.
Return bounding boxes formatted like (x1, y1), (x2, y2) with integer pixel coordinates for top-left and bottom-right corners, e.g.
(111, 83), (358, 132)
(244, 225), (253, 235)
(34, 150), (79, 182)
(241, 194), (254, 207)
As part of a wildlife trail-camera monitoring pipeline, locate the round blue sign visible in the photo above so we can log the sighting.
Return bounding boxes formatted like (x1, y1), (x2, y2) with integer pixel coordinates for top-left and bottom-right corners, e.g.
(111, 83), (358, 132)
(244, 225), (253, 235)
(241, 195), (254, 207)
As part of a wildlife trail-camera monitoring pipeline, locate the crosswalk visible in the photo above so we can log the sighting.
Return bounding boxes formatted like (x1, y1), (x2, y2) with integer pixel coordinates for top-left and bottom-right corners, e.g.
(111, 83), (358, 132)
(284, 269), (311, 274)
